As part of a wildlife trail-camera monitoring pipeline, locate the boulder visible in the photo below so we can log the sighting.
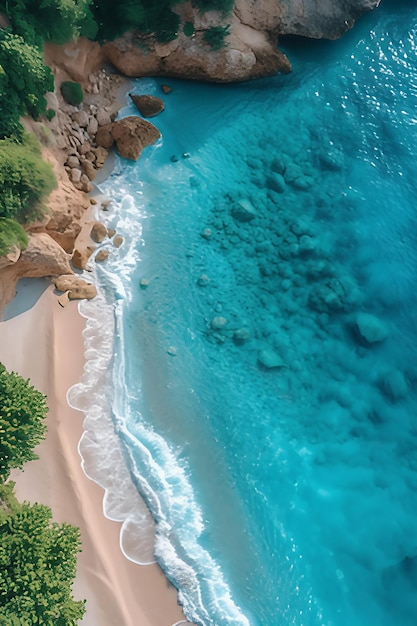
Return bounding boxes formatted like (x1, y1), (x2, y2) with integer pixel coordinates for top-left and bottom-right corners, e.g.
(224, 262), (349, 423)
(111, 116), (161, 160)
(71, 246), (95, 270)
(355, 313), (388, 344)
(90, 222), (108, 243)
(95, 124), (115, 149)
(113, 235), (124, 248)
(95, 249), (109, 263)
(71, 110), (89, 128)
(96, 108), (112, 126)
(0, 245), (21, 269)
(13, 233), (72, 278)
(80, 159), (97, 181)
(129, 94), (165, 117)
(53, 274), (97, 300)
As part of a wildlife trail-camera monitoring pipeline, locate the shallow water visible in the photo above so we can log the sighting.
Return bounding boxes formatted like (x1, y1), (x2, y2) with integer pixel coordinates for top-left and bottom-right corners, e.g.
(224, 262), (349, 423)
(73, 2), (417, 624)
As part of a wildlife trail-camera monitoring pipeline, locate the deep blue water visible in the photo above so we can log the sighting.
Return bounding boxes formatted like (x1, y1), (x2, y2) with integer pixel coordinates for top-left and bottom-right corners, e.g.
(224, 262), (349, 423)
(87, 2), (417, 624)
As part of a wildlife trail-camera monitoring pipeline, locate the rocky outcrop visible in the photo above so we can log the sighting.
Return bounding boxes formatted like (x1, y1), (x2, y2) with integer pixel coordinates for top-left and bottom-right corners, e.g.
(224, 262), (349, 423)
(96, 116), (161, 160)
(103, 0), (380, 82)
(129, 94), (165, 118)
(53, 274), (97, 300)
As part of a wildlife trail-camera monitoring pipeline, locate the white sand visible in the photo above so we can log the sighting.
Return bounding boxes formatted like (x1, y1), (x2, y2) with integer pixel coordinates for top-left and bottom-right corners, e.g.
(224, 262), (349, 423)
(0, 286), (188, 626)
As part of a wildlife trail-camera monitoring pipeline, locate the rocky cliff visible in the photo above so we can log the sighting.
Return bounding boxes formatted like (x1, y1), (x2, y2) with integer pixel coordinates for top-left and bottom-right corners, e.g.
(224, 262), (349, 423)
(104, 0), (381, 83)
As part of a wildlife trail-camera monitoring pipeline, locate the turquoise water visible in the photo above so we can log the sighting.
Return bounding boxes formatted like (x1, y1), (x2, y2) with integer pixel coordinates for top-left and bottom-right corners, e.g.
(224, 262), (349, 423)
(92, 2), (417, 624)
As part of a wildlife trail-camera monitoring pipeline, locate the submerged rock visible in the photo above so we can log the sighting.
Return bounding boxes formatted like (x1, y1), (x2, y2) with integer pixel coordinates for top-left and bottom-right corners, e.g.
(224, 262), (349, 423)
(211, 316), (228, 330)
(231, 199), (256, 222)
(355, 313), (388, 344)
(258, 349), (285, 369)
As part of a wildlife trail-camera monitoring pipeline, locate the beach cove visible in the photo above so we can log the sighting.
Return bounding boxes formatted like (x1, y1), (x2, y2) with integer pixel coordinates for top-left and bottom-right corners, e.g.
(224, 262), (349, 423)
(1, 0), (417, 624)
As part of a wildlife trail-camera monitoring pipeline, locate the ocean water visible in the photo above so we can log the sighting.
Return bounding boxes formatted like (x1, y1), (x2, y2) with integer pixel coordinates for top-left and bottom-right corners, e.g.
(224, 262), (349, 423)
(69, 1), (417, 624)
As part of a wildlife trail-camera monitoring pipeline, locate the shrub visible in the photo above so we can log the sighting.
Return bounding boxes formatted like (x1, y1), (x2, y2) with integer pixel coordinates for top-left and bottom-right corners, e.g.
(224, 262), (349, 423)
(0, 32), (53, 119)
(203, 24), (230, 50)
(0, 488), (86, 623)
(0, 363), (48, 481)
(0, 218), (28, 256)
(183, 21), (195, 37)
(0, 132), (56, 223)
(60, 81), (84, 106)
(192, 0), (234, 12)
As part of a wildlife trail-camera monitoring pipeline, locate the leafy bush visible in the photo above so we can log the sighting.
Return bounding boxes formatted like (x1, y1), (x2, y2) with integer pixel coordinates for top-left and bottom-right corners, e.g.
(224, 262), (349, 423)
(0, 218), (28, 257)
(0, 133), (56, 223)
(203, 24), (230, 50)
(0, 486), (86, 624)
(0, 363), (48, 481)
(60, 81), (84, 106)
(183, 21), (195, 37)
(2, 0), (97, 46)
(192, 0), (234, 12)
(0, 32), (53, 120)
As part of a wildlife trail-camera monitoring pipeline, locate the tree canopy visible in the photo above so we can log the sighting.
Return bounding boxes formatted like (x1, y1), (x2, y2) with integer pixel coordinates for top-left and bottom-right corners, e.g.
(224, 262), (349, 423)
(0, 363), (48, 481)
(0, 484), (86, 625)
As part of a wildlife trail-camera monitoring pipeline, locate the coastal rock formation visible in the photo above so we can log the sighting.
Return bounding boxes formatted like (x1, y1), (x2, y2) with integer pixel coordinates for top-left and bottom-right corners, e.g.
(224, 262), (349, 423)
(53, 274), (97, 300)
(13, 234), (73, 279)
(109, 116), (161, 160)
(129, 94), (165, 118)
(103, 0), (380, 82)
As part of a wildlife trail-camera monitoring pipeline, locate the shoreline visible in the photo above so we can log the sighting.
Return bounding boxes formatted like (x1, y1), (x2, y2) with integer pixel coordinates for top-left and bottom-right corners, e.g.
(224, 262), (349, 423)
(0, 287), (187, 625)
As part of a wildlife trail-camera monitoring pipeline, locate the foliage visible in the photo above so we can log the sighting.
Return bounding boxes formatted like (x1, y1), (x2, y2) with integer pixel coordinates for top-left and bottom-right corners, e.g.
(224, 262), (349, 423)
(0, 492), (85, 624)
(183, 21), (195, 37)
(92, 0), (181, 42)
(60, 81), (84, 106)
(0, 65), (23, 139)
(0, 218), (28, 257)
(1, 0), (97, 46)
(0, 31), (53, 120)
(203, 24), (230, 50)
(0, 132), (56, 223)
(0, 363), (48, 481)
(192, 0), (234, 12)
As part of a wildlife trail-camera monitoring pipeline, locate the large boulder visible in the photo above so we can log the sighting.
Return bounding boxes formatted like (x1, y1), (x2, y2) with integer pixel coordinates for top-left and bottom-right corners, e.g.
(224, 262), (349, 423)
(129, 94), (165, 118)
(13, 233), (72, 278)
(111, 116), (161, 160)
(53, 274), (97, 300)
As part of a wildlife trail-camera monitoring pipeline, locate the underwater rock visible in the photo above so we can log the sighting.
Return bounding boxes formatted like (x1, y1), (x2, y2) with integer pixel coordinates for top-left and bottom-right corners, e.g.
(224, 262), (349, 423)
(380, 370), (408, 401)
(233, 328), (250, 345)
(355, 312), (388, 344)
(197, 274), (210, 286)
(231, 199), (256, 222)
(266, 172), (286, 193)
(258, 349), (285, 369)
(211, 316), (228, 330)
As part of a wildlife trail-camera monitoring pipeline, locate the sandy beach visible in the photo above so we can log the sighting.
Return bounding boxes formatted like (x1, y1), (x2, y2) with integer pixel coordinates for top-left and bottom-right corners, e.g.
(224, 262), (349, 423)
(0, 286), (187, 626)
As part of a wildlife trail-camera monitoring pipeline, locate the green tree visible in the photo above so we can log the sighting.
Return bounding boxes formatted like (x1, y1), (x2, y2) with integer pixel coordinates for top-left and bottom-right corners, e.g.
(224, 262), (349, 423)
(0, 132), (56, 223)
(1, 0), (97, 46)
(0, 489), (85, 624)
(0, 31), (54, 119)
(0, 363), (48, 481)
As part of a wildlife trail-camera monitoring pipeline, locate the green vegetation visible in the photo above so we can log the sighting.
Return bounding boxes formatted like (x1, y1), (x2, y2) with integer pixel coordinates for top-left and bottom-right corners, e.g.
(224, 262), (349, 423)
(183, 21), (195, 37)
(192, 0), (234, 12)
(60, 81), (84, 106)
(0, 366), (86, 624)
(0, 0), (97, 46)
(0, 132), (56, 223)
(0, 32), (53, 122)
(0, 484), (86, 624)
(203, 24), (230, 50)
(0, 218), (28, 256)
(0, 363), (47, 481)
